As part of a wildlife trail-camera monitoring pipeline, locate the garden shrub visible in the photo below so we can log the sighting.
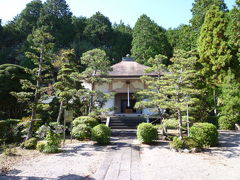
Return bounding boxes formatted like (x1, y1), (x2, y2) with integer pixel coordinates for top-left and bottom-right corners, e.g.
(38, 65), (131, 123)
(170, 136), (200, 150)
(73, 116), (99, 128)
(72, 124), (92, 140)
(190, 123), (218, 147)
(3, 148), (17, 156)
(218, 115), (236, 130)
(43, 130), (61, 153)
(91, 124), (111, 145)
(137, 123), (158, 144)
(36, 141), (46, 152)
(21, 137), (38, 149)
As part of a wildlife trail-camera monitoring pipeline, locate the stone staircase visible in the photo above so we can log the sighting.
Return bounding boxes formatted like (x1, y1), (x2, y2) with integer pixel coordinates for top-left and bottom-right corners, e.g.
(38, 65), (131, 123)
(107, 116), (146, 129)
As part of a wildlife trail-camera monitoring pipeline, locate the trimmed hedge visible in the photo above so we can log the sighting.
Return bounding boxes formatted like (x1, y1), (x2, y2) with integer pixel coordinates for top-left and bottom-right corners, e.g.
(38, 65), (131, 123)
(190, 123), (218, 147)
(72, 124), (92, 140)
(0, 119), (21, 144)
(92, 124), (111, 145)
(137, 123), (158, 144)
(73, 116), (99, 128)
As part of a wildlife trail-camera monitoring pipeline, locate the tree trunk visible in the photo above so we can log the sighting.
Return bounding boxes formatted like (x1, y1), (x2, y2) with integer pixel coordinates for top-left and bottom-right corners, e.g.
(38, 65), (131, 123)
(57, 101), (64, 123)
(178, 109), (183, 139)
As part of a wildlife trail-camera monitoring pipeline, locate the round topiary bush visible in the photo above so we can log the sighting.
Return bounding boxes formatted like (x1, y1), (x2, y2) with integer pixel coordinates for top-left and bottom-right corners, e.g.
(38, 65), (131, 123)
(36, 141), (46, 152)
(72, 124), (92, 140)
(137, 123), (158, 144)
(91, 124), (111, 145)
(73, 116), (99, 128)
(190, 123), (218, 147)
(22, 137), (38, 149)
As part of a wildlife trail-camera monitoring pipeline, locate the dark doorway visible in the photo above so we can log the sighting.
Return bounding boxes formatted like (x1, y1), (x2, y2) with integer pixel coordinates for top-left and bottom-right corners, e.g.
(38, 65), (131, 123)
(121, 99), (137, 113)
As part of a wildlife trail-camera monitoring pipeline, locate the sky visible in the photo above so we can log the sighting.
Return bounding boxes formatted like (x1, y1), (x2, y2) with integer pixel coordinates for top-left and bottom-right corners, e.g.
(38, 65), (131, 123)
(0, 0), (237, 29)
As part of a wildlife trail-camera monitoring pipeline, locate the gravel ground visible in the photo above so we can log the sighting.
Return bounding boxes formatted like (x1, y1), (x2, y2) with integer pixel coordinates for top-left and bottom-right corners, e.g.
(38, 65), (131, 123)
(1, 131), (239, 180)
(2, 141), (108, 180)
(141, 131), (240, 180)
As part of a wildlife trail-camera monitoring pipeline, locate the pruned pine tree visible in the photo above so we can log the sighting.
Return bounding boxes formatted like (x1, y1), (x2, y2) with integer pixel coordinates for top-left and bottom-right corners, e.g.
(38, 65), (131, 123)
(77, 48), (112, 114)
(13, 27), (54, 140)
(135, 54), (168, 120)
(53, 49), (82, 123)
(165, 50), (200, 138)
(136, 50), (200, 138)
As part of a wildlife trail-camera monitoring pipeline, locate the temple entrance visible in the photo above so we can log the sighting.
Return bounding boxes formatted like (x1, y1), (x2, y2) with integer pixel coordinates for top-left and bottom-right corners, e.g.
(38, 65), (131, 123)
(121, 99), (137, 113)
(114, 93), (141, 114)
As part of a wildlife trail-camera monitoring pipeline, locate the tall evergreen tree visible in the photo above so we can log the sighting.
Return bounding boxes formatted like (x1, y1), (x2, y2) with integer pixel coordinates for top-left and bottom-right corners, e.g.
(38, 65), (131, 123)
(190, 0), (227, 32)
(226, 0), (240, 69)
(38, 0), (74, 48)
(198, 5), (232, 86)
(131, 14), (172, 65)
(110, 21), (132, 63)
(78, 48), (112, 114)
(53, 49), (82, 123)
(13, 27), (55, 139)
(83, 12), (112, 47)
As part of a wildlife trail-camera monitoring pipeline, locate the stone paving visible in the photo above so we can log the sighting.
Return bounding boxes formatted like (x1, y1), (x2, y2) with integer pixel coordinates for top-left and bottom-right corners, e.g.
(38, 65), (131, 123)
(93, 130), (142, 180)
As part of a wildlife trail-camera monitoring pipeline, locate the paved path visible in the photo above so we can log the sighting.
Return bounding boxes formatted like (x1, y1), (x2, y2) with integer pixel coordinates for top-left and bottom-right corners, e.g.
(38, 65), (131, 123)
(92, 130), (142, 180)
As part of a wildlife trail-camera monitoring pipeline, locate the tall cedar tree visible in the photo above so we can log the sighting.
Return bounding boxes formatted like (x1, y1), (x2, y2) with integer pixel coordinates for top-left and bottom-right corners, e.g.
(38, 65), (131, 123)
(17, 27), (54, 139)
(198, 5), (232, 86)
(219, 70), (240, 129)
(38, 0), (74, 48)
(226, 0), (240, 70)
(83, 12), (112, 47)
(131, 14), (172, 65)
(190, 0), (227, 32)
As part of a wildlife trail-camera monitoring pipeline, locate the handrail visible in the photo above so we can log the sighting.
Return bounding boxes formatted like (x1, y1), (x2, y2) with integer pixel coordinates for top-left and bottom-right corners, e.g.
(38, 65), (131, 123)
(106, 116), (110, 127)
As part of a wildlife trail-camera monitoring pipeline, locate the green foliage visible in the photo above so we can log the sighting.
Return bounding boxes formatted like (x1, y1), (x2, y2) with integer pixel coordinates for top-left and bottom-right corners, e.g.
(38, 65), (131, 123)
(170, 136), (200, 150)
(36, 141), (46, 152)
(0, 119), (22, 144)
(226, 2), (240, 72)
(190, 0), (227, 32)
(198, 5), (232, 85)
(131, 14), (172, 65)
(73, 116), (99, 128)
(218, 70), (240, 130)
(190, 123), (218, 147)
(3, 148), (17, 156)
(91, 124), (111, 144)
(0, 64), (31, 119)
(83, 12), (112, 47)
(38, 0), (74, 48)
(163, 118), (179, 129)
(137, 123), (158, 144)
(21, 137), (38, 149)
(43, 130), (61, 153)
(72, 124), (92, 140)
(110, 22), (132, 62)
(166, 25), (197, 51)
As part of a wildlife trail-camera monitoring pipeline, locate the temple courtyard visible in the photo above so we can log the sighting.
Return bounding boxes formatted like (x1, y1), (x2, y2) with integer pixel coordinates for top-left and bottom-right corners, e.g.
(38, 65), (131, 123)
(1, 130), (240, 180)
